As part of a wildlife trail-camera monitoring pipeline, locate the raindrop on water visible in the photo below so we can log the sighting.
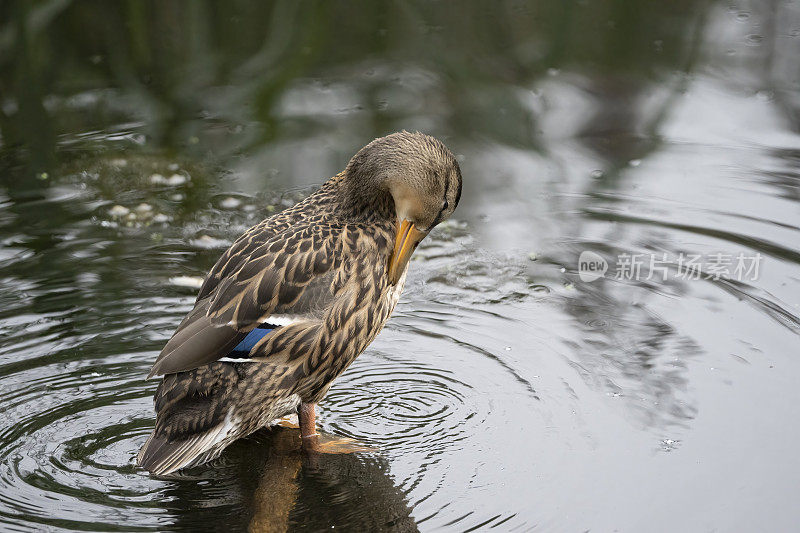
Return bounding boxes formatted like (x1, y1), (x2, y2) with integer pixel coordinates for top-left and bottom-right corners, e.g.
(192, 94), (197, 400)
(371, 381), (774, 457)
(745, 34), (764, 45)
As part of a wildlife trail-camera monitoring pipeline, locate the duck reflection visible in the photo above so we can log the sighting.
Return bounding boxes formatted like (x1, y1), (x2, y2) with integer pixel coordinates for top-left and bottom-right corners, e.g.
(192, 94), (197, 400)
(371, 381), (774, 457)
(162, 426), (417, 532)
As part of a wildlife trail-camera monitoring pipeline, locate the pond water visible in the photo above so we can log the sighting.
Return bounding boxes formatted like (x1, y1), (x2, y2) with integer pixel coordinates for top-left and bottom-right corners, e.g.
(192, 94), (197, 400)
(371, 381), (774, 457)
(1, 1), (799, 531)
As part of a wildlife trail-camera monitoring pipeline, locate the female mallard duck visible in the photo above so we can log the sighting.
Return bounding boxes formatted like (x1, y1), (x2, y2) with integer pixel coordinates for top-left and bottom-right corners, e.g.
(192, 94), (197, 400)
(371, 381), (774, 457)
(138, 131), (462, 475)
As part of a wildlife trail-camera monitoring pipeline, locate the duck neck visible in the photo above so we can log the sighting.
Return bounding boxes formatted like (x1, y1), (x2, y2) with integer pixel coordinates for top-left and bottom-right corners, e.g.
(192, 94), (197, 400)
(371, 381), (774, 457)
(335, 172), (396, 224)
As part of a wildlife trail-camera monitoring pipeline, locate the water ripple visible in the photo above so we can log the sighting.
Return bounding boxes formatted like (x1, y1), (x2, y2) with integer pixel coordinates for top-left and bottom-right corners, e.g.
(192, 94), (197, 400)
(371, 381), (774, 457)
(325, 356), (483, 456)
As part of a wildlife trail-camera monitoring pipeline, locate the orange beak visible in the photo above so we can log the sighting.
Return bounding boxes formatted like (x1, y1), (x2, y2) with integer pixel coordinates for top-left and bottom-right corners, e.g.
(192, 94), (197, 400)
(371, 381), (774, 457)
(388, 219), (427, 285)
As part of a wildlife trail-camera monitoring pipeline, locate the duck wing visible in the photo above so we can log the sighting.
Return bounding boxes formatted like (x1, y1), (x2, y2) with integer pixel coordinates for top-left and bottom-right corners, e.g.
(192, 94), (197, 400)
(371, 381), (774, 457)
(147, 218), (345, 378)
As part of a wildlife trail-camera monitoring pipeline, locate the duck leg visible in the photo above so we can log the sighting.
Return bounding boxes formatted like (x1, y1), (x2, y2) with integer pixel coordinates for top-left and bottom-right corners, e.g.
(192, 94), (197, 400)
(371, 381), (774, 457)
(297, 402), (374, 454)
(298, 402), (319, 449)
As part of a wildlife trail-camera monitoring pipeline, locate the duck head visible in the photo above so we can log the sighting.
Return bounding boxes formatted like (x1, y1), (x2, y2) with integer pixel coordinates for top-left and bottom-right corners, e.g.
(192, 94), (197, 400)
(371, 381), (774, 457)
(342, 131), (462, 284)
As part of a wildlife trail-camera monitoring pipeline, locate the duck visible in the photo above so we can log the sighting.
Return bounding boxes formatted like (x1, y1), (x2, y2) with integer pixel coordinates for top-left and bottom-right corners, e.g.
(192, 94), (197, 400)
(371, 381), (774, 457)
(138, 131), (462, 475)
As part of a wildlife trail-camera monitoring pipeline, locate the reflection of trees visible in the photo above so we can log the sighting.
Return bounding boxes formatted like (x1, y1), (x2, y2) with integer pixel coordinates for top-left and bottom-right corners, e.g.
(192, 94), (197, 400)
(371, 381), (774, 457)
(755, 0), (800, 133)
(488, 1), (712, 431)
(750, 0), (800, 202)
(524, 2), (712, 431)
(1, 0), (714, 180)
(542, 0), (800, 431)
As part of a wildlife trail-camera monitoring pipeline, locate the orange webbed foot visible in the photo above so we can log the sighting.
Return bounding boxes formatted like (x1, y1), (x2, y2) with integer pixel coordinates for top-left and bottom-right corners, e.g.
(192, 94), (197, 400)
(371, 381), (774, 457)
(301, 433), (376, 455)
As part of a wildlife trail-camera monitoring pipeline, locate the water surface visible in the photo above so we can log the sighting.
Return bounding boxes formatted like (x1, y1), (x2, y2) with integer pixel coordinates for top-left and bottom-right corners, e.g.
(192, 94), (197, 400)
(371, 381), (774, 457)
(1, 1), (799, 531)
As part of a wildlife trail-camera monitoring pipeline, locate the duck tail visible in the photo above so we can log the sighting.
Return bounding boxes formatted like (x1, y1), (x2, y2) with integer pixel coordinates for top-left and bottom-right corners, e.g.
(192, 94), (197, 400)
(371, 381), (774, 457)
(137, 422), (231, 475)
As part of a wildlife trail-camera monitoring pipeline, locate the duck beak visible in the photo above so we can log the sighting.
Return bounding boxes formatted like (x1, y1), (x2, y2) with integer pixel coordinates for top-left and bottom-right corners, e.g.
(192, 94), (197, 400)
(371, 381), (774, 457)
(388, 219), (427, 284)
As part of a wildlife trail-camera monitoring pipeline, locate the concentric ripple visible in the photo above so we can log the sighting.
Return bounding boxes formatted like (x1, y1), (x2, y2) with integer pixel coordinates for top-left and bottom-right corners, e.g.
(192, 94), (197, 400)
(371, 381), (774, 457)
(0, 358), (163, 530)
(324, 356), (483, 455)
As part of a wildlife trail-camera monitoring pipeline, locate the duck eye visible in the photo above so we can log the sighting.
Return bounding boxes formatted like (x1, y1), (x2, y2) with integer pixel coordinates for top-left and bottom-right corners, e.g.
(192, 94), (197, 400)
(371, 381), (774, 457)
(443, 200), (449, 210)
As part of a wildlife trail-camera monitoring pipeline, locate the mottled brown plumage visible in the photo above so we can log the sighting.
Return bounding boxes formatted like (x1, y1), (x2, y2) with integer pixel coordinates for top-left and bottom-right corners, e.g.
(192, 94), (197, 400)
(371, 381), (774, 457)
(138, 132), (462, 475)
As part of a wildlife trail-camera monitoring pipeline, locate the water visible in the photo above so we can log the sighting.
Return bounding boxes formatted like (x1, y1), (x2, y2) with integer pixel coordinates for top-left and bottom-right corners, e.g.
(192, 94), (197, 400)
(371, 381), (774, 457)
(1, 1), (799, 531)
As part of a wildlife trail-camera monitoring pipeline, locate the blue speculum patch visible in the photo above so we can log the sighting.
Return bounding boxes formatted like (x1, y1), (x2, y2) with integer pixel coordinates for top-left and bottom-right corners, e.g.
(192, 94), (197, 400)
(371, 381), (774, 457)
(230, 324), (276, 354)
